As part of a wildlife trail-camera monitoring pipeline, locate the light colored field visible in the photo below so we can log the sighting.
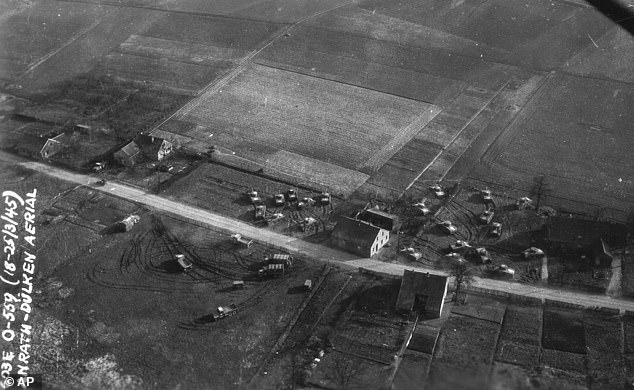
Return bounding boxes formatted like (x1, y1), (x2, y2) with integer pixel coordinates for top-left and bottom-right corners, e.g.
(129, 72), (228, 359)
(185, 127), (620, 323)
(119, 35), (248, 64)
(180, 64), (435, 171)
(263, 150), (369, 196)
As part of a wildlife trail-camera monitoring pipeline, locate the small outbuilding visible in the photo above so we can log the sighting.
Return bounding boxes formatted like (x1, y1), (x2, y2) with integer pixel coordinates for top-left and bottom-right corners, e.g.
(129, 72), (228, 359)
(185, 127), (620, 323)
(396, 270), (448, 319)
(357, 209), (400, 232)
(113, 141), (142, 167)
(331, 217), (390, 257)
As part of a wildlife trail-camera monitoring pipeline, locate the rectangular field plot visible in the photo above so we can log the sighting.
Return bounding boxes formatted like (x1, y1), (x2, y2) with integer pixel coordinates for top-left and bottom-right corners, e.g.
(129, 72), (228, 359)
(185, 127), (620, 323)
(119, 35), (248, 64)
(498, 304), (542, 347)
(0, 1), (108, 78)
(143, 13), (284, 51)
(430, 314), (501, 388)
(103, 52), (232, 92)
(180, 64), (436, 171)
(584, 312), (625, 389)
(542, 307), (586, 354)
(473, 73), (634, 222)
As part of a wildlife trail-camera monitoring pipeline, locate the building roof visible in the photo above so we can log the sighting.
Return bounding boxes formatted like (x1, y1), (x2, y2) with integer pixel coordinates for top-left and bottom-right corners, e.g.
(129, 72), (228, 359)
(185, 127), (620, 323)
(360, 208), (398, 220)
(331, 217), (383, 247)
(115, 141), (141, 159)
(135, 134), (170, 156)
(545, 216), (627, 248)
(396, 269), (448, 312)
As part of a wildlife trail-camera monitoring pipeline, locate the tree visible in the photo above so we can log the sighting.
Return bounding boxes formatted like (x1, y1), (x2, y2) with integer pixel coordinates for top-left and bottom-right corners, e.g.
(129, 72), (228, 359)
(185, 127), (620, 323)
(450, 261), (475, 304)
(325, 352), (362, 390)
(531, 175), (551, 210)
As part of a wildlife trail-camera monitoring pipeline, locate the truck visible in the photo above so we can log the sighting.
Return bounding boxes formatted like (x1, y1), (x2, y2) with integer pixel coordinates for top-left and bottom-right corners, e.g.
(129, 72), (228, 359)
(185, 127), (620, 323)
(213, 304), (238, 321)
(231, 233), (253, 248)
(254, 205), (266, 220)
(286, 189), (298, 202)
(265, 253), (293, 268)
(317, 192), (331, 205)
(274, 193), (285, 207)
(247, 190), (262, 205)
(258, 263), (285, 278)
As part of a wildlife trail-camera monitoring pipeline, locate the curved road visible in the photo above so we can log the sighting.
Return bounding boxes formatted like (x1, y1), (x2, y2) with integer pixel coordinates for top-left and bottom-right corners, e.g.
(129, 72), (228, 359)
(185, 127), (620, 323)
(11, 157), (634, 312)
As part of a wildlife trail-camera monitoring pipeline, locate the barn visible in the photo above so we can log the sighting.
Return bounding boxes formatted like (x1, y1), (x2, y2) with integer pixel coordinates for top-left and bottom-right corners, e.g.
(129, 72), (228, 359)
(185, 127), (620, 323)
(330, 217), (390, 257)
(396, 270), (448, 319)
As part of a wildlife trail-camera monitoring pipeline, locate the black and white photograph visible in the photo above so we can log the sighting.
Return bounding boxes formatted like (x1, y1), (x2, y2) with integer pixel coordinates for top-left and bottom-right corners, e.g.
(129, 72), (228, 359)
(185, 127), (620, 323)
(0, 0), (633, 388)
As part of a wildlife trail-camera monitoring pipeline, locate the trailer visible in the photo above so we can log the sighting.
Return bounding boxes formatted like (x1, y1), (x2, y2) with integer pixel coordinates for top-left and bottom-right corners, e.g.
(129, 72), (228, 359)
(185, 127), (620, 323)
(258, 263), (285, 278)
(231, 233), (253, 248)
(265, 253), (293, 268)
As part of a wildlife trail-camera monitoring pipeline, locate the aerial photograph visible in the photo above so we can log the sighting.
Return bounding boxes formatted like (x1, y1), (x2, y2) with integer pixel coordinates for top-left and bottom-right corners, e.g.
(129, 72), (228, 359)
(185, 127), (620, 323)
(0, 0), (633, 389)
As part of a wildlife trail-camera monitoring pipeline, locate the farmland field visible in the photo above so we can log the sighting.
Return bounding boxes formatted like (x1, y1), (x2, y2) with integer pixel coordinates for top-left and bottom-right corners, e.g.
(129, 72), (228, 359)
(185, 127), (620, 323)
(470, 73), (634, 223)
(0, 1), (108, 80)
(143, 12), (285, 51)
(102, 52), (232, 93)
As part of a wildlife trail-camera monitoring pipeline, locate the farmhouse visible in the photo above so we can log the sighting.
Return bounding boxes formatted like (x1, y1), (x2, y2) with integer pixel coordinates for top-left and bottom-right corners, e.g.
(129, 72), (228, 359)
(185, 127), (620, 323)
(357, 209), (400, 232)
(13, 133), (69, 160)
(135, 134), (173, 161)
(330, 217), (390, 257)
(396, 270), (448, 319)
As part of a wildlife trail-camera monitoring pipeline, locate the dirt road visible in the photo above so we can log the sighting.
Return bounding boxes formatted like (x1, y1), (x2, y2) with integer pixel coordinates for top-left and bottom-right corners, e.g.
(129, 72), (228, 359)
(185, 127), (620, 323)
(9, 157), (634, 312)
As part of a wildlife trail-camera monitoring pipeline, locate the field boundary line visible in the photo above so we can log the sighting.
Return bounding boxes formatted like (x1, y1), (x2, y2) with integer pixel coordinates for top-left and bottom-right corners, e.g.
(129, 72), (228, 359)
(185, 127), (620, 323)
(398, 80), (510, 199)
(19, 10), (113, 79)
(148, 0), (356, 132)
(308, 275), (353, 334)
(478, 71), (557, 166)
(247, 265), (332, 385)
(55, 0), (290, 26)
(385, 314), (420, 388)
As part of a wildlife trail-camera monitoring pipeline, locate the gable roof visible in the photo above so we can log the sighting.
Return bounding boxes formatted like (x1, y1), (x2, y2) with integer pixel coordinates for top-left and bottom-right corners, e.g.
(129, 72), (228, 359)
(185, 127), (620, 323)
(135, 134), (170, 156)
(116, 141), (141, 158)
(331, 217), (383, 247)
(396, 270), (448, 313)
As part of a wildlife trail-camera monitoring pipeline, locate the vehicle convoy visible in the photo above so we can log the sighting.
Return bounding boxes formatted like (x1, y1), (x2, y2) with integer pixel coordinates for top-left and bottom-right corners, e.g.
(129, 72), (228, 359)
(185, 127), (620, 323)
(213, 304), (238, 321)
(231, 233), (253, 248)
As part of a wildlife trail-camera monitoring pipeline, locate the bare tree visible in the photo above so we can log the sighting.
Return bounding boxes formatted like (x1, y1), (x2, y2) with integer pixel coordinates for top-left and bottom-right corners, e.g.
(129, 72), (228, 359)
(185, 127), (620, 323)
(325, 352), (362, 390)
(450, 261), (474, 304)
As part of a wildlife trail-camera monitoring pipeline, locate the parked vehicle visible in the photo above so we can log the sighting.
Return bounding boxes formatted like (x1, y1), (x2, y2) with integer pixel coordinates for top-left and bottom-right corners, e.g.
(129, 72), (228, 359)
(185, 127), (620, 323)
(317, 192), (331, 205)
(474, 248), (492, 264)
(231, 233), (253, 248)
(254, 205), (266, 220)
(175, 254), (193, 271)
(247, 190), (262, 205)
(523, 247), (545, 259)
(450, 240), (472, 252)
(516, 197), (533, 210)
(481, 188), (492, 202)
(438, 220), (457, 234)
(430, 184), (445, 197)
(232, 280), (245, 289)
(303, 279), (313, 291)
(286, 189), (298, 202)
(94, 179), (106, 187)
(412, 198), (431, 215)
(274, 193), (285, 207)
(479, 209), (495, 224)
(401, 247), (423, 261)
(489, 222), (502, 237)
(213, 304), (238, 321)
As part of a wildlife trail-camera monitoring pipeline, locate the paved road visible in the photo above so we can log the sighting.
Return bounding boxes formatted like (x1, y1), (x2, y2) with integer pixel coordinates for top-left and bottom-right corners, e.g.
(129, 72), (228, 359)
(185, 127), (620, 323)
(10, 158), (634, 312)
